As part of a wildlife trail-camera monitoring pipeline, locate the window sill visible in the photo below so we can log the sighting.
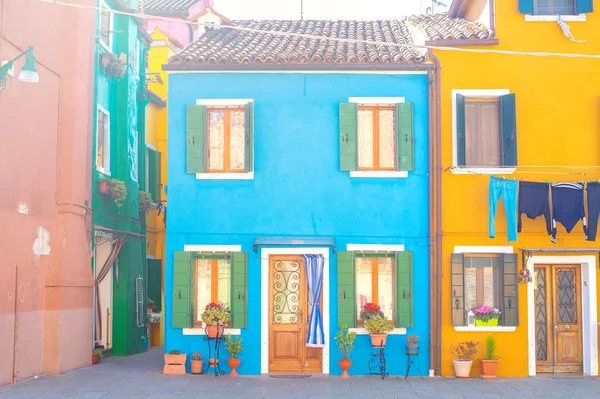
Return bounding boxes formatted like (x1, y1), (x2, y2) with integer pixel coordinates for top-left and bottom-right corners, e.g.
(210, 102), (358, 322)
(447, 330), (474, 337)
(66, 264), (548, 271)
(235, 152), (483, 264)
(450, 167), (516, 175)
(182, 328), (241, 336)
(349, 171), (408, 178)
(454, 326), (516, 332)
(195, 172), (254, 180)
(349, 327), (407, 335)
(96, 167), (111, 177)
(525, 14), (586, 22)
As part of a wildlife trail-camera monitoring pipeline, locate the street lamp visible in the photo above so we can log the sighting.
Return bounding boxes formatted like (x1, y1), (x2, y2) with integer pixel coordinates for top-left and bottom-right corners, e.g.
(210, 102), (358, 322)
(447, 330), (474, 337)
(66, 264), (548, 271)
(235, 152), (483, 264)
(0, 46), (39, 91)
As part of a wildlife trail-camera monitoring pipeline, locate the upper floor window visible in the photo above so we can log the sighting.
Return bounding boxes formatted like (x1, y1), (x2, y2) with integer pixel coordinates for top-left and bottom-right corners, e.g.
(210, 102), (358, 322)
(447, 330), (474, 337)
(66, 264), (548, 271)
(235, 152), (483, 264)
(96, 106), (110, 175)
(453, 90), (517, 169)
(357, 106), (397, 170)
(208, 107), (246, 172)
(533, 0), (575, 15)
(100, 2), (113, 51)
(519, 0), (593, 16)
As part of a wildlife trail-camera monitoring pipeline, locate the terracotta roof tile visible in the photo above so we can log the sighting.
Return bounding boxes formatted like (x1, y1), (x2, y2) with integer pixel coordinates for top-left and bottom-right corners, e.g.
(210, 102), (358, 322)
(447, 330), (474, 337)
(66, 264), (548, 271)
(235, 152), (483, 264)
(139, 0), (199, 13)
(408, 13), (492, 41)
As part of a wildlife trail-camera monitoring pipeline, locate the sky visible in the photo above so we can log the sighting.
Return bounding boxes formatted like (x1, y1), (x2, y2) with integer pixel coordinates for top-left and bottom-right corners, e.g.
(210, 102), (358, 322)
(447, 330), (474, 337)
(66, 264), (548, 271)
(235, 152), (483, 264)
(213, 0), (451, 20)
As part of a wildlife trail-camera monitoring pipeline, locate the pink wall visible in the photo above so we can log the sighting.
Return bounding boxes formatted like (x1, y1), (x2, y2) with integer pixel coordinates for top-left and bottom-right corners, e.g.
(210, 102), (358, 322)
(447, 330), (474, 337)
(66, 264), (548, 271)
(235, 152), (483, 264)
(0, 0), (95, 386)
(146, 0), (213, 47)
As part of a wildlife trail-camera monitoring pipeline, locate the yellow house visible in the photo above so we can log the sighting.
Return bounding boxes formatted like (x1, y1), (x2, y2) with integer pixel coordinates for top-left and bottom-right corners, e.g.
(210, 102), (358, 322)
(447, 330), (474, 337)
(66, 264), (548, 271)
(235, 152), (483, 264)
(145, 27), (179, 347)
(431, 0), (599, 377)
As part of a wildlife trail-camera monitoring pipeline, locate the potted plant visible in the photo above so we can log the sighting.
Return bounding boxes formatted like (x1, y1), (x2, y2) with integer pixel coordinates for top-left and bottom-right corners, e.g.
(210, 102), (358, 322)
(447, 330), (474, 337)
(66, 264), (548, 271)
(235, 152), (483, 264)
(334, 324), (356, 378)
(200, 302), (231, 338)
(139, 191), (154, 213)
(92, 349), (103, 364)
(107, 179), (127, 208)
(97, 177), (110, 196)
(224, 334), (244, 376)
(163, 349), (187, 375)
(480, 335), (500, 380)
(406, 334), (419, 355)
(147, 298), (156, 312)
(452, 341), (479, 378)
(191, 352), (204, 375)
(472, 305), (501, 326)
(101, 52), (127, 78)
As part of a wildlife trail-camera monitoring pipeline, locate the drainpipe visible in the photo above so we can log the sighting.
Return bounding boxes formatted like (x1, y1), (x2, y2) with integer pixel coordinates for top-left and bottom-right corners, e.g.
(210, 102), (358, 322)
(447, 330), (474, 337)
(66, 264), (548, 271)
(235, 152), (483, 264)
(427, 48), (442, 376)
(427, 68), (435, 376)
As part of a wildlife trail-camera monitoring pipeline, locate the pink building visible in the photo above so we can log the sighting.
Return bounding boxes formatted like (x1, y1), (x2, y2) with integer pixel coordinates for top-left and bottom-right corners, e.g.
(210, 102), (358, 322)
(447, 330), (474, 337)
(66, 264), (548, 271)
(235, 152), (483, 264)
(0, 0), (96, 386)
(142, 0), (214, 47)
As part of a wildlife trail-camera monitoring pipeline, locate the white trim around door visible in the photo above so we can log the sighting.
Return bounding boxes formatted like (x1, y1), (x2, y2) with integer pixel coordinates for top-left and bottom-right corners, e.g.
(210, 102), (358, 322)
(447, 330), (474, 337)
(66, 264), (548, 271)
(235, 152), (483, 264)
(526, 255), (598, 376)
(260, 247), (330, 374)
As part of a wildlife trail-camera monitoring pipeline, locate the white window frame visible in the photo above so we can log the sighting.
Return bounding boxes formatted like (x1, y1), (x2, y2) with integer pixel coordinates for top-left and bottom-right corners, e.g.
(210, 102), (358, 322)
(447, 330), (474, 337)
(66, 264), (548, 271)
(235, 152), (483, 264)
(347, 97), (408, 179)
(96, 105), (111, 176)
(181, 244), (242, 336)
(346, 244), (407, 335)
(524, 0), (585, 21)
(195, 99), (254, 180)
(452, 245), (516, 332)
(99, 1), (114, 53)
(451, 89), (515, 175)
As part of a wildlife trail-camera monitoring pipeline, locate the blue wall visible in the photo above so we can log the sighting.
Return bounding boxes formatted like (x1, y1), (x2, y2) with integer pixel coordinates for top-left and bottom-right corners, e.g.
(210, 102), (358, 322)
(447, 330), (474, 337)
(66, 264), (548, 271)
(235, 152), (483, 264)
(166, 73), (430, 376)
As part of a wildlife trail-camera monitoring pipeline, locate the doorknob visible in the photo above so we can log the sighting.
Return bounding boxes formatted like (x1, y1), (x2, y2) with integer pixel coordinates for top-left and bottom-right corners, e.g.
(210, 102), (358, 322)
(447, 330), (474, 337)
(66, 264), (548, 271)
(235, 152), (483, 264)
(565, 325), (571, 330)
(297, 309), (303, 331)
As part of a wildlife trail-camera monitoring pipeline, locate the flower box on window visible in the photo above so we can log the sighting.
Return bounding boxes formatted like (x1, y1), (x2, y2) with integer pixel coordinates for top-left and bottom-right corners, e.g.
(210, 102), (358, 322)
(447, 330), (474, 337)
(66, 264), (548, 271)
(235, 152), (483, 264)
(100, 52), (127, 79)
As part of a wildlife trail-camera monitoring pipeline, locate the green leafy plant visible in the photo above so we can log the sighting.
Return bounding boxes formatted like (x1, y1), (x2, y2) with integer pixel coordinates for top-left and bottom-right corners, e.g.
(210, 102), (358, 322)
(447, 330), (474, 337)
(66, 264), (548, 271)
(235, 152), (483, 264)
(192, 352), (202, 360)
(101, 52), (127, 78)
(224, 335), (244, 358)
(364, 315), (394, 334)
(139, 191), (153, 212)
(452, 341), (479, 361)
(109, 179), (127, 208)
(169, 349), (180, 355)
(200, 302), (231, 325)
(92, 349), (103, 358)
(484, 335), (500, 360)
(407, 334), (419, 344)
(334, 324), (357, 360)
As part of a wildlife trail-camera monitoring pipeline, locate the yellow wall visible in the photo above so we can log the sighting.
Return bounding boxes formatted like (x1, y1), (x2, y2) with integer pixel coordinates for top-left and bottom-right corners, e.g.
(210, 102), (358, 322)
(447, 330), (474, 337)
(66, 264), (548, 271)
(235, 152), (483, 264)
(436, 2), (600, 376)
(145, 28), (174, 347)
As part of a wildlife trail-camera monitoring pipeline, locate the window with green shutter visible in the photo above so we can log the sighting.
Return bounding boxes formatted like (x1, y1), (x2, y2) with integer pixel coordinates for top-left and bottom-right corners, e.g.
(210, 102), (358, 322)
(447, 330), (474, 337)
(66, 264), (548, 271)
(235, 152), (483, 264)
(519, 0), (592, 15)
(171, 250), (248, 329)
(454, 91), (517, 168)
(451, 253), (519, 327)
(337, 250), (413, 328)
(339, 101), (414, 172)
(147, 259), (162, 311)
(185, 101), (254, 175)
(146, 148), (161, 202)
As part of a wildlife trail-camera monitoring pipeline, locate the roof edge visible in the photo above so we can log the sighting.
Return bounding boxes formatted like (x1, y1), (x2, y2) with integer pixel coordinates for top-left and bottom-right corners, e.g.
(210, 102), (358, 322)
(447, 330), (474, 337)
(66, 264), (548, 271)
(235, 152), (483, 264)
(163, 63), (434, 72)
(424, 38), (499, 47)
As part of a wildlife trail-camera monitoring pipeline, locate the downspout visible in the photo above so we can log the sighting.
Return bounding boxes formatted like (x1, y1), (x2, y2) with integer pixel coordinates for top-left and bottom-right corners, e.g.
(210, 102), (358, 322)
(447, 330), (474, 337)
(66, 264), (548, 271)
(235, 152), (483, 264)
(427, 68), (435, 376)
(427, 48), (442, 376)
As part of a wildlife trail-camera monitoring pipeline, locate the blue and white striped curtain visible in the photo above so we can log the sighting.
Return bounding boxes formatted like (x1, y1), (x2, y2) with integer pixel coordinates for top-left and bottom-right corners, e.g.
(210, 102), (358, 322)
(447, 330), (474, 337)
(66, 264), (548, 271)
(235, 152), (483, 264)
(302, 254), (325, 347)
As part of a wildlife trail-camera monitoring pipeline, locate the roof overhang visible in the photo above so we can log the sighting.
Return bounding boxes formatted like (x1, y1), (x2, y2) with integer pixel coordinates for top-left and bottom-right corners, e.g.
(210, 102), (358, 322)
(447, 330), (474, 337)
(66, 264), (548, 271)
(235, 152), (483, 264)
(162, 63), (435, 72)
(424, 38), (499, 46)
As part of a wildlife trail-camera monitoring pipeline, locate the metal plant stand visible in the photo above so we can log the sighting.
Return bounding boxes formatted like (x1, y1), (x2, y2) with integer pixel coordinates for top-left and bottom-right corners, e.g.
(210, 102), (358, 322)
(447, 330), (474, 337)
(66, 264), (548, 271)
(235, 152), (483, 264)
(367, 342), (388, 379)
(203, 326), (225, 376)
(405, 347), (420, 378)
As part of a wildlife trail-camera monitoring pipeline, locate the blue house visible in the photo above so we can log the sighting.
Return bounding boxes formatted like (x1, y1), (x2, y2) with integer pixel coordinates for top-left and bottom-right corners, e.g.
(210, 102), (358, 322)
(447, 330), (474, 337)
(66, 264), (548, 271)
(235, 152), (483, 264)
(164, 10), (437, 376)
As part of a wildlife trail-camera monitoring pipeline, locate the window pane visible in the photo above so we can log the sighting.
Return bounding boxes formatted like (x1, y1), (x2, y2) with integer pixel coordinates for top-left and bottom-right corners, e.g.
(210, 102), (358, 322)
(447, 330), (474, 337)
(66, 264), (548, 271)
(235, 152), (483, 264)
(217, 259), (231, 308)
(358, 109), (374, 168)
(534, 0), (575, 15)
(97, 112), (105, 168)
(229, 110), (246, 171)
(100, 11), (110, 45)
(272, 259), (301, 324)
(355, 257), (372, 318)
(196, 260), (212, 322)
(464, 257), (500, 311)
(378, 109), (396, 169)
(464, 267), (477, 311)
(377, 258), (394, 320)
(465, 99), (500, 167)
(208, 110), (225, 171)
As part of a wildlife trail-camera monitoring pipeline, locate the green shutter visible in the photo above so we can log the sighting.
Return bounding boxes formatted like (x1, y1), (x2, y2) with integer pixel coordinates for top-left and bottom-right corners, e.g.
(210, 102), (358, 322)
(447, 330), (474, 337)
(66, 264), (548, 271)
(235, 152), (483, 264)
(456, 94), (466, 166)
(502, 253), (519, 326)
(451, 253), (465, 326)
(148, 149), (161, 202)
(230, 251), (248, 329)
(172, 251), (193, 328)
(147, 259), (162, 311)
(154, 151), (162, 202)
(396, 102), (414, 171)
(337, 251), (356, 328)
(500, 93), (517, 167)
(518, 0), (533, 14)
(395, 251), (413, 328)
(339, 102), (358, 171)
(186, 105), (206, 173)
(244, 102), (254, 173)
(576, 0), (593, 13)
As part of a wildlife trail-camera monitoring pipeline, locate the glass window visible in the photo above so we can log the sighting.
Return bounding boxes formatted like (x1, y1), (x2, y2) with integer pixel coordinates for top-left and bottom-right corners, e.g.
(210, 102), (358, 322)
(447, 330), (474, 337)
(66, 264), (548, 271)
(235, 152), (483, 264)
(96, 108), (110, 174)
(465, 97), (501, 167)
(357, 106), (396, 170)
(100, 3), (112, 49)
(195, 259), (231, 326)
(356, 256), (395, 324)
(207, 108), (246, 172)
(463, 255), (502, 312)
(533, 0), (576, 15)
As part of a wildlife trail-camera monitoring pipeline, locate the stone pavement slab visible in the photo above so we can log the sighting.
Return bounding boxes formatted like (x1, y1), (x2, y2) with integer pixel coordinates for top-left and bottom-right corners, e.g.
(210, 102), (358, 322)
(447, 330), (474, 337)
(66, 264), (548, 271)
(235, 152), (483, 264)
(1, 348), (599, 398)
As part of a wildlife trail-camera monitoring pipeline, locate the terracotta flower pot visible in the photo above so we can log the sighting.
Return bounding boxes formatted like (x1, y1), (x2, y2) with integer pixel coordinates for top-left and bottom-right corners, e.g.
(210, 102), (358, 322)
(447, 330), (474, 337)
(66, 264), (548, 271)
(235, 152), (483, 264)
(370, 333), (387, 347)
(206, 324), (225, 338)
(163, 353), (187, 375)
(479, 359), (499, 380)
(228, 358), (241, 376)
(98, 180), (110, 195)
(191, 359), (204, 374)
(453, 360), (473, 378)
(92, 353), (101, 364)
(339, 359), (352, 378)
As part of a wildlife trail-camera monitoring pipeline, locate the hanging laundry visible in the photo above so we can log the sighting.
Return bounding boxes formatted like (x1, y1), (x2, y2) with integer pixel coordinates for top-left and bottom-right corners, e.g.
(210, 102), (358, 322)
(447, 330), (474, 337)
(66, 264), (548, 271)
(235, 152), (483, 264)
(518, 181), (551, 235)
(551, 182), (587, 243)
(489, 176), (518, 242)
(586, 182), (600, 241)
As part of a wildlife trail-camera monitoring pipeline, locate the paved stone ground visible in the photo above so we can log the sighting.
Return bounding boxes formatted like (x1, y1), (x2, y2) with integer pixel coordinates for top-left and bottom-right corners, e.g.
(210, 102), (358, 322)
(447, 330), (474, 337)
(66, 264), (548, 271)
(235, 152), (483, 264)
(1, 348), (600, 398)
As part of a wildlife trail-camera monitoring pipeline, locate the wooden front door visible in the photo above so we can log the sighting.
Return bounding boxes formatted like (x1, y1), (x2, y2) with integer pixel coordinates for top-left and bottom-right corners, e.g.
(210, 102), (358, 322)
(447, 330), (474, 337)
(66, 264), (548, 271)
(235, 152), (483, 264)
(268, 255), (322, 373)
(534, 265), (583, 373)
